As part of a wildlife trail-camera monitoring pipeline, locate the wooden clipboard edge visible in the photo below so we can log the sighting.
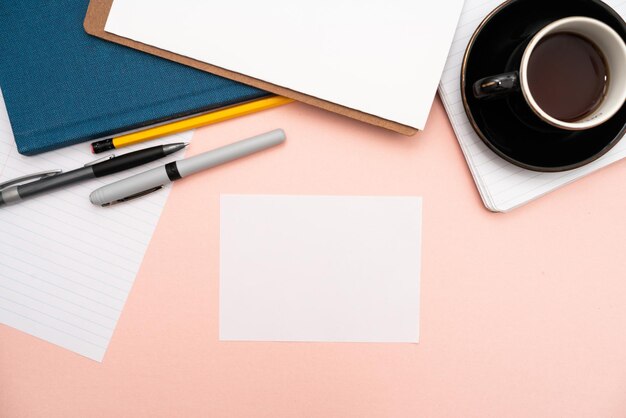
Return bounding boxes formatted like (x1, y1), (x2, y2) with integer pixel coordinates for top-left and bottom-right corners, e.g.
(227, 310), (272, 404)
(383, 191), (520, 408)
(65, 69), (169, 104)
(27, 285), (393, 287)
(84, 0), (418, 136)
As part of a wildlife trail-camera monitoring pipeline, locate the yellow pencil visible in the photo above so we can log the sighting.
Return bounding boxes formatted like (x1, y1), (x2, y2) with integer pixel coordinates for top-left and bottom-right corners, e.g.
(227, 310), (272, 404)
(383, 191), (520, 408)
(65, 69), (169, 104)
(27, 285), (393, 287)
(90, 96), (294, 153)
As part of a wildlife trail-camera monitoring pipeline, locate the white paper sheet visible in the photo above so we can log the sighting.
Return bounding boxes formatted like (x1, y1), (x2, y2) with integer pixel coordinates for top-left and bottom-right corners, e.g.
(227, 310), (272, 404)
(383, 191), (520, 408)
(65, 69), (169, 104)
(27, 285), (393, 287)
(0, 90), (192, 361)
(104, 0), (464, 130)
(439, 0), (626, 212)
(219, 195), (422, 343)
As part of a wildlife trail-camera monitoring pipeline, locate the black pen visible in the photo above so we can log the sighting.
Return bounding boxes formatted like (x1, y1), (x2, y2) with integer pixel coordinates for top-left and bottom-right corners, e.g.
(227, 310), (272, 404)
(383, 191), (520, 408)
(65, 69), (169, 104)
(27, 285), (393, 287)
(0, 143), (188, 207)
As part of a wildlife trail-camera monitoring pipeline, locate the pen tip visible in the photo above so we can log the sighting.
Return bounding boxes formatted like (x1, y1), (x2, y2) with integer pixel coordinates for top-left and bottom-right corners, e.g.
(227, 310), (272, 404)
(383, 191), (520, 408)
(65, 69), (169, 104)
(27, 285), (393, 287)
(183, 142), (190, 147)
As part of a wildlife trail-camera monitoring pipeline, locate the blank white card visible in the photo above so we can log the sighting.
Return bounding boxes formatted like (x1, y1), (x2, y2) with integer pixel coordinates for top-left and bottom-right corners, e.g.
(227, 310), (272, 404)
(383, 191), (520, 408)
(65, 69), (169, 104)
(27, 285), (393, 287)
(220, 195), (422, 343)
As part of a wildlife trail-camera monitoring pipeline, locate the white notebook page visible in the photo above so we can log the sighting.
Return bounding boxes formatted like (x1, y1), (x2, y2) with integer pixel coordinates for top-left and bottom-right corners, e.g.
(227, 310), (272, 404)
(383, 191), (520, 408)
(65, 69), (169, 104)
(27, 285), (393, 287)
(439, 0), (626, 212)
(0, 90), (192, 361)
(104, 0), (464, 130)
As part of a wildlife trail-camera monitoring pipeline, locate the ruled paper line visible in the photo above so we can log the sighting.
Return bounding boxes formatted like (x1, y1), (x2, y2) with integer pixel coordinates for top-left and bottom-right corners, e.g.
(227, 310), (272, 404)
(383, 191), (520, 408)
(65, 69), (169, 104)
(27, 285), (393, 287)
(0, 306), (107, 349)
(0, 295), (112, 340)
(0, 284), (115, 328)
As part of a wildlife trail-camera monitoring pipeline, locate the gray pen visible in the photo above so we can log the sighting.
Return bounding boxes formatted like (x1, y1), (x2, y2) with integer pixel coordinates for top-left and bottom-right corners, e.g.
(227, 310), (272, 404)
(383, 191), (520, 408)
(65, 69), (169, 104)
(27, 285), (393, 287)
(90, 129), (286, 206)
(0, 143), (188, 207)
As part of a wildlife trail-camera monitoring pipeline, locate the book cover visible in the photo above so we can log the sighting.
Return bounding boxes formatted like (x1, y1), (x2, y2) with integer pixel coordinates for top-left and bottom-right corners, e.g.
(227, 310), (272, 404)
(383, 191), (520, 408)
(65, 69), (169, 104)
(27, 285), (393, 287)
(0, 0), (269, 155)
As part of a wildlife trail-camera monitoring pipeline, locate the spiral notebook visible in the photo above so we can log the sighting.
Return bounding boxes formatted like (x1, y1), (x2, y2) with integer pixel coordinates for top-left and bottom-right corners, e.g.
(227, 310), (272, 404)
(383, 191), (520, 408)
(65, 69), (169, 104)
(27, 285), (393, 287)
(439, 0), (626, 212)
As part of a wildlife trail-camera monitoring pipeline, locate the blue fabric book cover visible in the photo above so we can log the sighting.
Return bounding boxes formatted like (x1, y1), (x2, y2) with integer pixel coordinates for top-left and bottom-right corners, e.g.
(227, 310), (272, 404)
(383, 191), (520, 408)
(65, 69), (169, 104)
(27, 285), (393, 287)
(0, 1), (268, 155)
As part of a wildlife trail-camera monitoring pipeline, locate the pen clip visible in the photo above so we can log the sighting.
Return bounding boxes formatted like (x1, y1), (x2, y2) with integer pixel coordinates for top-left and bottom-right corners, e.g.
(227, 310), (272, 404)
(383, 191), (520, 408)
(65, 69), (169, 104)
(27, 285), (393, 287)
(84, 154), (115, 167)
(101, 185), (164, 207)
(0, 169), (63, 191)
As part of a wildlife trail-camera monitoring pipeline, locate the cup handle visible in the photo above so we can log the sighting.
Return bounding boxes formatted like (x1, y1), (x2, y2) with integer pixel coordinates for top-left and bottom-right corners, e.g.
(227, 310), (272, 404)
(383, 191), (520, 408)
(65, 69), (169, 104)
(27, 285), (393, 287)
(472, 71), (520, 100)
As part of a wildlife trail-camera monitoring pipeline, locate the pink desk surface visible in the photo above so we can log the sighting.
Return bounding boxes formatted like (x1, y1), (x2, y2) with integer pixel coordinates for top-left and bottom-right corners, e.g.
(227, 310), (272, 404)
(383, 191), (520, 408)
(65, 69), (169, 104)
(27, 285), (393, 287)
(2, 98), (626, 418)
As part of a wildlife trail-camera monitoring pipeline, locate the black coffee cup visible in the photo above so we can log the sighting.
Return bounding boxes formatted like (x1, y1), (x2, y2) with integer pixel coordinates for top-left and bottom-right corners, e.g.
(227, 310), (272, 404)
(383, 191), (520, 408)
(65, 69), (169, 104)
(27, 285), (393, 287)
(473, 16), (626, 132)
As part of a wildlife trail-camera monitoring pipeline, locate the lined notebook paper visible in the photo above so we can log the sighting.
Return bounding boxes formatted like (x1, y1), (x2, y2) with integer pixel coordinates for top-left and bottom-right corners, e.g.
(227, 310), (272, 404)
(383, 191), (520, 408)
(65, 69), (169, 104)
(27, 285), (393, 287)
(0, 90), (192, 361)
(439, 0), (626, 212)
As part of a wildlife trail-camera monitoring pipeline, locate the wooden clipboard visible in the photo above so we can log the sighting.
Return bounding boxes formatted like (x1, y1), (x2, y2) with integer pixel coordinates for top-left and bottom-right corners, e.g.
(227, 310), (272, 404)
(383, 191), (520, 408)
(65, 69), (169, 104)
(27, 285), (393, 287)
(83, 0), (417, 136)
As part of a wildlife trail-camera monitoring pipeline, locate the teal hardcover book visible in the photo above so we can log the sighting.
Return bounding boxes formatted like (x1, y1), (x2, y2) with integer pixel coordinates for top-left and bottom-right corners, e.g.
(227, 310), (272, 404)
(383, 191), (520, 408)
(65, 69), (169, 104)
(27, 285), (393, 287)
(0, 1), (268, 155)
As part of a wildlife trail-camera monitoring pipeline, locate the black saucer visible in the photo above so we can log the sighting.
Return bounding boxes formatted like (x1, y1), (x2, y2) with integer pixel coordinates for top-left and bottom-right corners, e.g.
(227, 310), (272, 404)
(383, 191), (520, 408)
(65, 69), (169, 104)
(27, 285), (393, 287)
(461, 0), (626, 172)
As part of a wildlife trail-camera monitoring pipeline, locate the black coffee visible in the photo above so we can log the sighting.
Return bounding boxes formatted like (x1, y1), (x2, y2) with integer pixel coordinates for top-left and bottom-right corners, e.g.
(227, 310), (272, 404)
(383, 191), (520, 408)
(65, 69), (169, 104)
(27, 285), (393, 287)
(527, 32), (608, 122)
